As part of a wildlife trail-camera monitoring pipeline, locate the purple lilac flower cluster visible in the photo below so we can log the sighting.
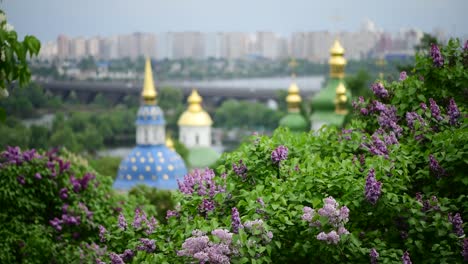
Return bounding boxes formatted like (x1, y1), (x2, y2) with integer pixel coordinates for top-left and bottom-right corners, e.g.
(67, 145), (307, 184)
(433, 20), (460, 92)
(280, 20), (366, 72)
(98, 225), (107, 242)
(70, 173), (96, 193)
(361, 134), (388, 158)
(416, 193), (440, 212)
(232, 160), (248, 179)
(448, 213), (464, 237)
(352, 96), (370, 115)
(177, 228), (236, 264)
(131, 208), (157, 235)
(271, 145), (288, 164)
(231, 207), (243, 234)
(370, 248), (379, 264)
(365, 169), (382, 205)
(118, 212), (128, 230)
(429, 98), (443, 121)
(373, 102), (402, 136)
(371, 82), (389, 99)
(243, 219), (274, 243)
(462, 238), (468, 261)
(178, 168), (226, 198)
(136, 238), (156, 253)
(406, 112), (426, 130)
(447, 98), (460, 126)
(1, 146), (39, 166)
(429, 154), (446, 178)
(430, 43), (444, 67)
(402, 251), (412, 264)
(302, 197), (350, 245)
(49, 213), (81, 231)
(399, 71), (408, 81)
(199, 199), (216, 213)
(166, 209), (180, 219)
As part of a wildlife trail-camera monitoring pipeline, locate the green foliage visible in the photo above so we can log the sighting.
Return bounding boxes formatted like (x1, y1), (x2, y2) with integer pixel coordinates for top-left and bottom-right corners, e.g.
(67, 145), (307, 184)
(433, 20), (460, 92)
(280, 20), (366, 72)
(128, 185), (176, 224)
(93, 39), (466, 263)
(345, 69), (372, 98)
(0, 10), (40, 91)
(214, 99), (284, 130)
(89, 156), (122, 179)
(0, 148), (135, 263)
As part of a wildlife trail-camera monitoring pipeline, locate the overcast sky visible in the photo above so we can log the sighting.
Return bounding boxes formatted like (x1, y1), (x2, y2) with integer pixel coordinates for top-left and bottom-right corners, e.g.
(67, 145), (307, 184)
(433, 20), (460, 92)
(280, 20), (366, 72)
(2, 0), (468, 42)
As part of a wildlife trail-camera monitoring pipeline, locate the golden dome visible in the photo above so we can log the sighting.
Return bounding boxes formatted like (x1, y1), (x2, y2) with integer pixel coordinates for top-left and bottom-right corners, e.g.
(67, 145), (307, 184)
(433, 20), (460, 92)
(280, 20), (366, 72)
(329, 40), (347, 79)
(286, 81), (302, 113)
(335, 82), (348, 115)
(142, 58), (157, 105)
(178, 89), (213, 126)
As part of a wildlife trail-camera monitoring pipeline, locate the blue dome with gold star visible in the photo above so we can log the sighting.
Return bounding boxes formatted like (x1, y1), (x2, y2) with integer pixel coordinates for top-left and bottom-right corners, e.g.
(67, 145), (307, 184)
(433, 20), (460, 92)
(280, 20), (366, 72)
(113, 58), (187, 190)
(115, 145), (187, 190)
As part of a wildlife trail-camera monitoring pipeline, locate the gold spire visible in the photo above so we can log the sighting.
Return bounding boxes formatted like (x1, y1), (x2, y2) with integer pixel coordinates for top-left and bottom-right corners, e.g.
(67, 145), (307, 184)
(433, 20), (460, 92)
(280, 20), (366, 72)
(165, 135), (175, 151)
(286, 77), (302, 113)
(187, 89), (203, 112)
(335, 82), (348, 115)
(178, 89), (213, 126)
(141, 58), (157, 105)
(329, 39), (347, 79)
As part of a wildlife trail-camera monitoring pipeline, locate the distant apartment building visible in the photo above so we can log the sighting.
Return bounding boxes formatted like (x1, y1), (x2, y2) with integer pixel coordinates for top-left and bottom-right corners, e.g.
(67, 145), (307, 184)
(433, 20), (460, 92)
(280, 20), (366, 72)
(204, 32), (223, 59)
(118, 33), (156, 59)
(221, 32), (249, 59)
(69, 37), (86, 59)
(171, 32), (205, 59)
(86, 37), (100, 58)
(100, 36), (119, 60)
(38, 41), (57, 60)
(256, 32), (278, 59)
(57, 34), (69, 59)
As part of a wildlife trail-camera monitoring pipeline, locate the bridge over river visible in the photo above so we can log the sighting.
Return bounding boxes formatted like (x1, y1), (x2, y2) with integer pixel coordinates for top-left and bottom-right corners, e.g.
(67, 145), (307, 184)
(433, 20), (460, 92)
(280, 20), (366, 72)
(37, 76), (325, 105)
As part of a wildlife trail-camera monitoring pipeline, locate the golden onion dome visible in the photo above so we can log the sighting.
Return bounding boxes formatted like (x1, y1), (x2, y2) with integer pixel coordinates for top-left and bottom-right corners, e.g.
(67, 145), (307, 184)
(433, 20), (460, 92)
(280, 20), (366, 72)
(178, 89), (213, 126)
(141, 58), (157, 105)
(335, 82), (348, 115)
(329, 40), (347, 79)
(286, 81), (302, 113)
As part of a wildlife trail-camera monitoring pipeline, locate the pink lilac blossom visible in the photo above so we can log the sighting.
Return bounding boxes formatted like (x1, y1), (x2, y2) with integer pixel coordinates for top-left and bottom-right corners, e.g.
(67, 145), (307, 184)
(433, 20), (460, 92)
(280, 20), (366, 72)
(109, 252), (124, 264)
(365, 169), (382, 205)
(34, 173), (42, 180)
(316, 231), (340, 244)
(402, 251), (412, 264)
(271, 145), (288, 164)
(399, 71), (407, 81)
(177, 168), (225, 198)
(212, 229), (233, 244)
(136, 238), (156, 253)
(166, 210), (180, 219)
(370, 248), (379, 264)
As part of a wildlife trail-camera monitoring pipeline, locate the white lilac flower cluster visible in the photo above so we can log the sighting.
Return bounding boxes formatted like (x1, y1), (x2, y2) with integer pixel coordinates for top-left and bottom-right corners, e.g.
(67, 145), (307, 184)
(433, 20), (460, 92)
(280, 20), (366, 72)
(301, 196), (350, 245)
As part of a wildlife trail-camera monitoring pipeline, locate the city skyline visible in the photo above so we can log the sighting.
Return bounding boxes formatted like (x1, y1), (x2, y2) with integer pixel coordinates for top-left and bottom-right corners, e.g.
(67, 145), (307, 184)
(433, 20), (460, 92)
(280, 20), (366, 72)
(3, 0), (468, 42)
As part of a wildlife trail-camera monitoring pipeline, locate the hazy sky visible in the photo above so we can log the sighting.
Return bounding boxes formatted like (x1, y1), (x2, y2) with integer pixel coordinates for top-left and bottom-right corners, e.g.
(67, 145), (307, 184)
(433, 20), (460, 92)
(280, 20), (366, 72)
(2, 0), (468, 42)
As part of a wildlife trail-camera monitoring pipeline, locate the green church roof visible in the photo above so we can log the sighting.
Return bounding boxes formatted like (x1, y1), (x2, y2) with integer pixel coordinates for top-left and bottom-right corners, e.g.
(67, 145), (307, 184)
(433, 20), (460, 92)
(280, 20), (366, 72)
(311, 78), (351, 112)
(310, 111), (346, 130)
(279, 112), (308, 132)
(188, 147), (220, 169)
